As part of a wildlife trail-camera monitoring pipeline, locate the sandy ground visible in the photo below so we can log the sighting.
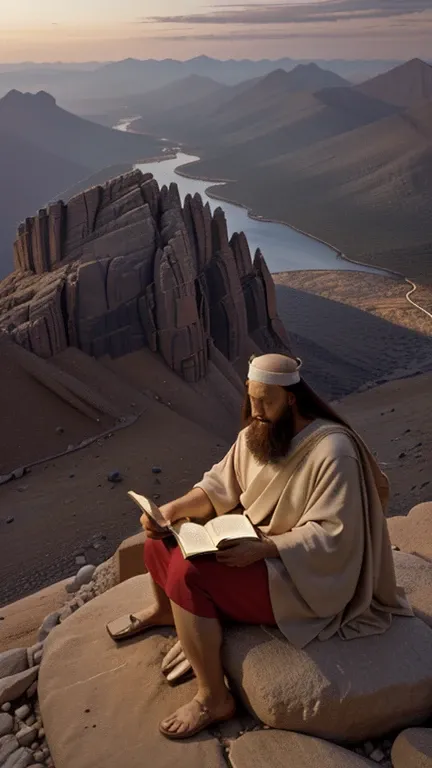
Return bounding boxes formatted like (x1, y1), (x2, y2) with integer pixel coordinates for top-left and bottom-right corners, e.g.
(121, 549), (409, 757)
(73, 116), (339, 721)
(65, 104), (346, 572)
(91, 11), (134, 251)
(0, 269), (431, 608)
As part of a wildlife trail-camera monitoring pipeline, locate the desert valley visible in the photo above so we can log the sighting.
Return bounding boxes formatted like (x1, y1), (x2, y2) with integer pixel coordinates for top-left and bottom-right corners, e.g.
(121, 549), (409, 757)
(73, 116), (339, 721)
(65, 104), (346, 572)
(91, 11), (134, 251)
(0, 19), (432, 768)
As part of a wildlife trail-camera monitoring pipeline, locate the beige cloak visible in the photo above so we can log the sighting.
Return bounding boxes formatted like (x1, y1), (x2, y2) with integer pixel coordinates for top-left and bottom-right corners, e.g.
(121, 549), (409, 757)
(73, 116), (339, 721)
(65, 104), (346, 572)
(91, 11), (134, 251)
(195, 419), (413, 648)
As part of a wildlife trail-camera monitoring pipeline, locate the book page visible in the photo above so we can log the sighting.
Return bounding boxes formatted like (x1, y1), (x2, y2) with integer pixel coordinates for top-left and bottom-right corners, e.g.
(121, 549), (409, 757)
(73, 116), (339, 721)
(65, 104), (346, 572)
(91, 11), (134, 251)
(206, 514), (258, 547)
(171, 521), (217, 557)
(128, 491), (168, 531)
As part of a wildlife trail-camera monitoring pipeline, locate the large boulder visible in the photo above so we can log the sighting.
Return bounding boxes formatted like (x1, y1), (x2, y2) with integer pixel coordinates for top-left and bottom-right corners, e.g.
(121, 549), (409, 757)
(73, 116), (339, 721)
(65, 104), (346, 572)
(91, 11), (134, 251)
(230, 730), (375, 768)
(388, 503), (432, 560)
(39, 575), (432, 760)
(223, 619), (432, 741)
(38, 576), (227, 768)
(392, 727), (432, 768)
(393, 550), (432, 627)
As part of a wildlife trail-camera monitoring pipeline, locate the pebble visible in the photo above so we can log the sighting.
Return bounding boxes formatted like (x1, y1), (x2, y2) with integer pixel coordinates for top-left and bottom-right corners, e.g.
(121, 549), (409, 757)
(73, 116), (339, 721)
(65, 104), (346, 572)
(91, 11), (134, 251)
(33, 751), (45, 763)
(370, 748), (386, 762)
(16, 724), (38, 747)
(33, 650), (43, 666)
(0, 713), (13, 736)
(107, 470), (122, 483)
(6, 517), (14, 524)
(59, 605), (73, 622)
(55, 426), (64, 434)
(75, 564), (96, 588)
(12, 468), (25, 480)
(398, 452), (406, 459)
(15, 705), (30, 721)
(38, 611), (60, 642)
(37, 728), (44, 740)
(25, 715), (36, 727)
(26, 682), (38, 699)
(75, 555), (86, 566)
(30, 741), (38, 750)
(1, 703), (12, 713)
(152, 466), (162, 474)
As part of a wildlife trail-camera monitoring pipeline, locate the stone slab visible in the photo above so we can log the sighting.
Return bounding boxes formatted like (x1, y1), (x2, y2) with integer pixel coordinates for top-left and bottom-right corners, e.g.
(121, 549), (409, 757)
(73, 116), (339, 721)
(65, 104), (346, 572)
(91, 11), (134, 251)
(394, 550), (432, 627)
(38, 576), (226, 768)
(0, 580), (70, 654)
(0, 668), (39, 706)
(392, 727), (432, 768)
(388, 503), (432, 561)
(0, 649), (27, 679)
(115, 532), (148, 583)
(230, 730), (376, 768)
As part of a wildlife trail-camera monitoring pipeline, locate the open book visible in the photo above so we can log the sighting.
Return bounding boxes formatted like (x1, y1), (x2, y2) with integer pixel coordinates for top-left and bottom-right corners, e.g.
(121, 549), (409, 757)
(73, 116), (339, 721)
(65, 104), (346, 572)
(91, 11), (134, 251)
(128, 491), (259, 559)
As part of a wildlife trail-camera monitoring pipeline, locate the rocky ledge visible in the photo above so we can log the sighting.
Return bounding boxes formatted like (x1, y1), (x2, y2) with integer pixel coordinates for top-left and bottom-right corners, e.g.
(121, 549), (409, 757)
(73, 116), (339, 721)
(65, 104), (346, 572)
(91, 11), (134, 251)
(0, 170), (288, 382)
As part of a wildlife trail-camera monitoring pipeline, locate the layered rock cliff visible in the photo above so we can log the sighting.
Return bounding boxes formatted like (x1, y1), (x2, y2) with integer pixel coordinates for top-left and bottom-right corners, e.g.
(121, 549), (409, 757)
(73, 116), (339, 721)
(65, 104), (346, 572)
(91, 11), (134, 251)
(0, 169), (288, 381)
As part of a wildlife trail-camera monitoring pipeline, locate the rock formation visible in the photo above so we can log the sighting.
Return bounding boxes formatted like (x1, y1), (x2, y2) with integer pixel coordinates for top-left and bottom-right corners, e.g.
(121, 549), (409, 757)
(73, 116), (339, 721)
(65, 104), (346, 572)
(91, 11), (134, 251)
(0, 170), (289, 382)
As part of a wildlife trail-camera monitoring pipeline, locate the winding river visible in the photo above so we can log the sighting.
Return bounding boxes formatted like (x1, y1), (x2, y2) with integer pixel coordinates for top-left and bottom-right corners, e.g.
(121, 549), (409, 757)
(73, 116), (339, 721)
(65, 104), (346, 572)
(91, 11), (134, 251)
(117, 121), (383, 275)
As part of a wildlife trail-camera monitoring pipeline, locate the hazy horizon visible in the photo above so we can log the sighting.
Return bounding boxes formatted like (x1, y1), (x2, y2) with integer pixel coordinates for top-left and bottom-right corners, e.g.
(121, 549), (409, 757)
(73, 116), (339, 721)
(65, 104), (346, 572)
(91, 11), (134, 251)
(2, 0), (431, 63)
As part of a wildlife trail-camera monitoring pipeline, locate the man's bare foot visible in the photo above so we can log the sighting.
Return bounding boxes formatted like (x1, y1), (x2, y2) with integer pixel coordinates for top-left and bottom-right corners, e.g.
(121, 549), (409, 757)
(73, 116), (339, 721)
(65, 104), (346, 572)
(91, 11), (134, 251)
(159, 690), (235, 739)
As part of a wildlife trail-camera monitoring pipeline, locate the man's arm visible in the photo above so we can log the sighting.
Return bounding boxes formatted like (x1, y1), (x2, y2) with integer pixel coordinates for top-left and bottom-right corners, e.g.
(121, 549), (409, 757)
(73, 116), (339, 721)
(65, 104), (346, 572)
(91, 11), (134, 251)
(160, 488), (214, 524)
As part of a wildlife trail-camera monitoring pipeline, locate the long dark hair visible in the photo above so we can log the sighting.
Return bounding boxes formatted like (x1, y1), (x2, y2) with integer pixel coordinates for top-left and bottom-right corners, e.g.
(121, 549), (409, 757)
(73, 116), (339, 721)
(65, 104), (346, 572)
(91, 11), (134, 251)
(242, 378), (350, 429)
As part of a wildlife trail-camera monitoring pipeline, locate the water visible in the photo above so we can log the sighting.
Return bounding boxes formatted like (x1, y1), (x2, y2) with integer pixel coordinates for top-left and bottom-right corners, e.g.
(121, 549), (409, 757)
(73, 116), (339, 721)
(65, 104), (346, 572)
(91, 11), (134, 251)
(116, 121), (384, 275)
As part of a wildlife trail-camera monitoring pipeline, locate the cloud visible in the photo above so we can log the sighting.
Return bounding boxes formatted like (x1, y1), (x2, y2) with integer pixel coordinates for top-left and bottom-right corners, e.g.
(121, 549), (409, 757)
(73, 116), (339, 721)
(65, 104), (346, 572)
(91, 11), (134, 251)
(143, 0), (432, 25)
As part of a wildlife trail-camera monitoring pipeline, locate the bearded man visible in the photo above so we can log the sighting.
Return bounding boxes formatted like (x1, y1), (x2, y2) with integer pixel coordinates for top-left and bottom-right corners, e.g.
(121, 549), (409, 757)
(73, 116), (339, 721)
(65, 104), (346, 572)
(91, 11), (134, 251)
(108, 354), (412, 740)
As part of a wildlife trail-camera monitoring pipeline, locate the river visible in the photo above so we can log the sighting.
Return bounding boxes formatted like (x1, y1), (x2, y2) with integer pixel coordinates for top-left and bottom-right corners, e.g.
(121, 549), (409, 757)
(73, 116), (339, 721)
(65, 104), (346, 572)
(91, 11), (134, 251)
(116, 121), (383, 275)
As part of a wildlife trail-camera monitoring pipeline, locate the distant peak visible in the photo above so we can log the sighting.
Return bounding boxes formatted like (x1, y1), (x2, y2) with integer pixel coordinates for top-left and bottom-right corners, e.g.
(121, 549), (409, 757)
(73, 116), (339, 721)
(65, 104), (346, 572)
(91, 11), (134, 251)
(0, 89), (56, 107)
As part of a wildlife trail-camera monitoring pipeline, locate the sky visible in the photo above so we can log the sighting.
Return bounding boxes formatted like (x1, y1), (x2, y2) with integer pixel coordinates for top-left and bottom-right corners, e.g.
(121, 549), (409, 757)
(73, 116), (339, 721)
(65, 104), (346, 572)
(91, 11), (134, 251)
(1, 0), (431, 62)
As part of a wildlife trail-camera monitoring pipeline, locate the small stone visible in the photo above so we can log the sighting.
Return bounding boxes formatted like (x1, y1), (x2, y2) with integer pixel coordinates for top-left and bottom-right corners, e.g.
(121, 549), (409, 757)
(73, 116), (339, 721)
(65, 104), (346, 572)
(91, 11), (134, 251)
(0, 649), (28, 679)
(33, 650), (43, 666)
(0, 734), (19, 762)
(398, 452), (406, 459)
(69, 473), (75, 479)
(16, 724), (38, 747)
(75, 555), (86, 566)
(42, 747), (50, 758)
(1, 704), (12, 713)
(55, 427), (64, 434)
(75, 564), (96, 588)
(37, 729), (44, 740)
(370, 748), (385, 762)
(107, 470), (122, 483)
(152, 466), (162, 474)
(3, 746), (34, 767)
(364, 742), (374, 756)
(0, 668), (38, 707)
(6, 517), (14, 524)
(15, 705), (30, 721)
(33, 751), (44, 763)
(12, 468), (25, 480)
(59, 605), (73, 622)
(24, 716), (35, 727)
(67, 444), (74, 451)
(38, 611), (60, 642)
(30, 742), (38, 750)
(0, 713), (13, 736)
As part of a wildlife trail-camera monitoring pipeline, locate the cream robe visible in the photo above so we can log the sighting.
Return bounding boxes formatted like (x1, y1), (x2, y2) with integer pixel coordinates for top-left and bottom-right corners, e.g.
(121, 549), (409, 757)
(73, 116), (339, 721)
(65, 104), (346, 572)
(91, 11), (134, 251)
(195, 419), (412, 648)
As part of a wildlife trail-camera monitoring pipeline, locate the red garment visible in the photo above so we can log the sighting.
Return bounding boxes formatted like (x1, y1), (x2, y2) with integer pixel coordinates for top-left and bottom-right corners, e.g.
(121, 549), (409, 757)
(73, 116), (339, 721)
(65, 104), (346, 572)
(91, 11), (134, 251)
(144, 537), (276, 624)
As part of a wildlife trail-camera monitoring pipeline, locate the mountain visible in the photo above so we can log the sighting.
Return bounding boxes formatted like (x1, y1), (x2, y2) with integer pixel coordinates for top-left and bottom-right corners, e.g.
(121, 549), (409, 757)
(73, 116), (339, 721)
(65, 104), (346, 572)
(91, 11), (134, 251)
(0, 90), (160, 169)
(357, 59), (432, 107)
(0, 90), (162, 276)
(0, 130), (89, 278)
(266, 63), (349, 91)
(208, 100), (432, 281)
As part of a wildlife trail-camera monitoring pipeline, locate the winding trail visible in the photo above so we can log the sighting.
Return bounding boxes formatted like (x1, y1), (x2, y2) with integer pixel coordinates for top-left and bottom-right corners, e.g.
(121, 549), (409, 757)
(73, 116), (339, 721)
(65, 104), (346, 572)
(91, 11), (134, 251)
(405, 279), (432, 321)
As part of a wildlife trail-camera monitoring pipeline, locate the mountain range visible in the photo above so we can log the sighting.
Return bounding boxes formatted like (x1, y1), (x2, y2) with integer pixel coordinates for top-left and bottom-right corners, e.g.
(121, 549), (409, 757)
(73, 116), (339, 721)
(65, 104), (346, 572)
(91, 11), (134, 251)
(0, 91), (161, 277)
(130, 57), (431, 281)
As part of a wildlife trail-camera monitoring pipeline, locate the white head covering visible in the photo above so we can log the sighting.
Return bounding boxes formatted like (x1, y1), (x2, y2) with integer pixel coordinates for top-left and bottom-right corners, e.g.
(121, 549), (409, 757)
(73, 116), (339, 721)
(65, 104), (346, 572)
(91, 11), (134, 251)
(248, 354), (303, 387)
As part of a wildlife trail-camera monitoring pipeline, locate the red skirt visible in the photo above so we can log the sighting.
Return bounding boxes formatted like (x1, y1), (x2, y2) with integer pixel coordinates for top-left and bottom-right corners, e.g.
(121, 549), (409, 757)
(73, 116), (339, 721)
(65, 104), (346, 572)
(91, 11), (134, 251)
(144, 537), (276, 624)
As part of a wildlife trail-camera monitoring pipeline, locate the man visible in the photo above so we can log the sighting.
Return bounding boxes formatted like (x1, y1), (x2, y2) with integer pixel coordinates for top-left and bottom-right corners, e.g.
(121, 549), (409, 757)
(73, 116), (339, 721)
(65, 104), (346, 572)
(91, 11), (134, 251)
(108, 354), (412, 740)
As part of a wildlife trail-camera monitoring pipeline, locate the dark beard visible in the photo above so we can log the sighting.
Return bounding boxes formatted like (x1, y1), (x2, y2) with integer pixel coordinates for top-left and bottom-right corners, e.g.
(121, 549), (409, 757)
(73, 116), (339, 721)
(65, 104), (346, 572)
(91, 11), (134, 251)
(246, 407), (296, 464)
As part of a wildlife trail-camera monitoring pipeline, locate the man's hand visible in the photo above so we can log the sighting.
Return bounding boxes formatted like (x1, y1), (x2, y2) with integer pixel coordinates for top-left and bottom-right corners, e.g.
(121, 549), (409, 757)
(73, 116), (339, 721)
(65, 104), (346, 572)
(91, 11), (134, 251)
(216, 536), (278, 567)
(140, 512), (170, 540)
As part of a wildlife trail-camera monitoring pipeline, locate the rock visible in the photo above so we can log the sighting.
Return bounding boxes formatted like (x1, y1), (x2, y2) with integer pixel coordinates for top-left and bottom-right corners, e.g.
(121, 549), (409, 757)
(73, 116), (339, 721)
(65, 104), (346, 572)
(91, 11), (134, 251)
(38, 612), (60, 642)
(33, 751), (45, 763)
(75, 556), (86, 567)
(26, 643), (43, 669)
(115, 531), (147, 583)
(369, 748), (385, 762)
(0, 713), (13, 736)
(223, 618), (432, 741)
(15, 705), (30, 721)
(38, 576), (229, 768)
(32, 651), (43, 667)
(107, 471), (122, 483)
(0, 649), (28, 679)
(0, 734), (19, 762)
(388, 503), (432, 561)
(392, 727), (432, 767)
(0, 668), (39, 706)
(75, 565), (96, 588)
(6, 517), (14, 524)
(2, 746), (34, 767)
(151, 467), (162, 474)
(16, 725), (38, 747)
(229, 730), (376, 768)
(1, 703), (12, 713)
(55, 426), (64, 434)
(59, 605), (73, 622)
(393, 550), (432, 627)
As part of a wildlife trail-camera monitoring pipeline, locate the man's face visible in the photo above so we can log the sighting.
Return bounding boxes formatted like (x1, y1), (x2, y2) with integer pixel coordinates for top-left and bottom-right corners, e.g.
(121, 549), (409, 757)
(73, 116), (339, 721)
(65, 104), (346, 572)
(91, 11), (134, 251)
(247, 381), (289, 424)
